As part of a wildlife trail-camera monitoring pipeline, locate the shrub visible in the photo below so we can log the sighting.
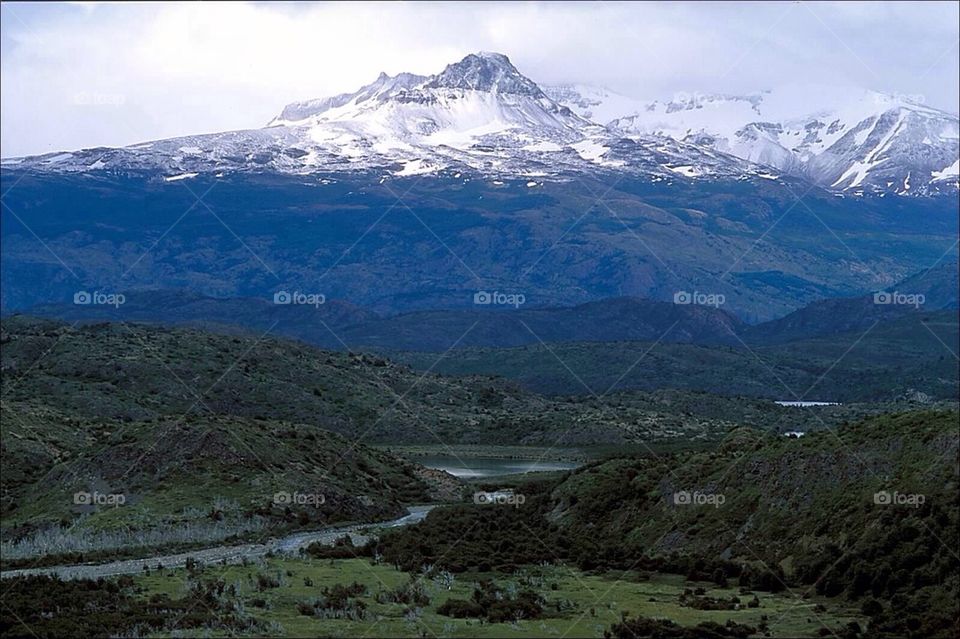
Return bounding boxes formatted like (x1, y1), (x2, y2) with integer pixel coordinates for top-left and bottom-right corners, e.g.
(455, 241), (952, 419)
(437, 598), (485, 619)
(376, 579), (430, 607)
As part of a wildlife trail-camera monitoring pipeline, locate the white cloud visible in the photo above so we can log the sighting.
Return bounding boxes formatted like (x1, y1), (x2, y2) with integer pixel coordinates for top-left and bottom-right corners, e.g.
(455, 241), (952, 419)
(1, 1), (957, 156)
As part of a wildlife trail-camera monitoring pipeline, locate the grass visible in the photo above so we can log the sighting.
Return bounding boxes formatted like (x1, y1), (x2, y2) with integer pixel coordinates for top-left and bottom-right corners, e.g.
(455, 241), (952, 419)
(134, 557), (863, 638)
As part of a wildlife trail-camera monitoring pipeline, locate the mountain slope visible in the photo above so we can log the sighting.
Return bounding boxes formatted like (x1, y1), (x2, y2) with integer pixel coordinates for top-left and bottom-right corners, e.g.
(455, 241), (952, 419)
(268, 71), (429, 125)
(1, 408), (451, 563)
(2, 169), (955, 322)
(548, 84), (960, 195)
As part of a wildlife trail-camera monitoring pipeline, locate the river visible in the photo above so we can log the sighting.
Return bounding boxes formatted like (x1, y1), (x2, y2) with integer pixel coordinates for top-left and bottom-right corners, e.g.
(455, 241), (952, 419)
(0, 505), (434, 581)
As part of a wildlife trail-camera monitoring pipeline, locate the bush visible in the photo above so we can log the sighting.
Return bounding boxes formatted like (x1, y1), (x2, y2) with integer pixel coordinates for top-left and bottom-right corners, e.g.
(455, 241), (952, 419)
(860, 598), (882, 617)
(376, 578), (430, 606)
(255, 572), (280, 591)
(297, 582), (369, 621)
(435, 579), (545, 623)
(437, 598), (485, 618)
(0, 575), (268, 637)
(604, 615), (756, 639)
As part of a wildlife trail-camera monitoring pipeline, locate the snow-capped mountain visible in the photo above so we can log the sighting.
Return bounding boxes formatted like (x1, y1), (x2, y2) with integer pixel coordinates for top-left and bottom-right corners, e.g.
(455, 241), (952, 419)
(0, 53), (776, 185)
(5, 53), (955, 195)
(547, 84), (959, 195)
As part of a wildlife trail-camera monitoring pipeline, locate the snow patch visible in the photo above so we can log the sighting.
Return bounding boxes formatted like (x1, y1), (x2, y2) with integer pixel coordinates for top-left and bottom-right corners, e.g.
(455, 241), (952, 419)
(571, 139), (609, 162)
(394, 159), (438, 176)
(163, 172), (199, 182)
(43, 153), (74, 165)
(667, 165), (701, 178)
(831, 111), (906, 189)
(932, 159), (959, 181)
(522, 140), (563, 152)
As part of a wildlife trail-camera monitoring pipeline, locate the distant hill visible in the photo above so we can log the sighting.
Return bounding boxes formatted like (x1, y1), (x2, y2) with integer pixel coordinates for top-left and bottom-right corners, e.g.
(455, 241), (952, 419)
(743, 261), (958, 345)
(1, 316), (814, 451)
(18, 262), (957, 353)
(23, 292), (744, 350)
(26, 289), (379, 347)
(333, 297), (744, 350)
(391, 311), (959, 401)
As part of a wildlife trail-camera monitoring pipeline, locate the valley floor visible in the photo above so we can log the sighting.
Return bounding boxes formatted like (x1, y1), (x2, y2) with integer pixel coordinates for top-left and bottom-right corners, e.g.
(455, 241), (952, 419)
(135, 558), (867, 637)
(3, 556), (865, 638)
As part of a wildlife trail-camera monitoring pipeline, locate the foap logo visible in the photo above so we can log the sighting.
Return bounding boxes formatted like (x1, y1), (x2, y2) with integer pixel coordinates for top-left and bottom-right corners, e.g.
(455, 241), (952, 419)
(874, 490), (925, 508)
(74, 491), (126, 507)
(671, 91), (712, 107)
(673, 290), (725, 308)
(873, 291), (925, 308)
(673, 490), (725, 508)
(74, 290), (126, 308)
(71, 91), (126, 107)
(273, 290), (326, 308)
(273, 491), (325, 507)
(473, 490), (526, 508)
(876, 92), (925, 106)
(473, 290), (526, 308)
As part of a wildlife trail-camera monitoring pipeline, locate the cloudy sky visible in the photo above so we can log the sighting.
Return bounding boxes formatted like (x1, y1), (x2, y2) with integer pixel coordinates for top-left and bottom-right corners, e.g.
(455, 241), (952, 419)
(2, 1), (958, 157)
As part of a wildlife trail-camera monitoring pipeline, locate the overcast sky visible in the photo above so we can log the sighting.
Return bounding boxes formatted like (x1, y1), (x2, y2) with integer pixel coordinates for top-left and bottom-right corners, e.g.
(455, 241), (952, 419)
(2, 1), (958, 157)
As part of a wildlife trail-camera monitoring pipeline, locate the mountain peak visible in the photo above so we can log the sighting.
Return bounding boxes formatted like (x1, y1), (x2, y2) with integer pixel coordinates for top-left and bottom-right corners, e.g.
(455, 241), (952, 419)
(423, 51), (544, 96)
(476, 51), (511, 62)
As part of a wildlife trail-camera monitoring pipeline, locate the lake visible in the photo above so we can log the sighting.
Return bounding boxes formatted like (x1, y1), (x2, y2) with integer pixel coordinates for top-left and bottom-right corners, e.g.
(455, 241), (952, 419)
(417, 454), (581, 478)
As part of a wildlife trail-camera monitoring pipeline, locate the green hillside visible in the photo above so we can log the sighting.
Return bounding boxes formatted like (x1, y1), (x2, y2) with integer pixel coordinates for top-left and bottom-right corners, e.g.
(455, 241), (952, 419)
(1, 316), (846, 448)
